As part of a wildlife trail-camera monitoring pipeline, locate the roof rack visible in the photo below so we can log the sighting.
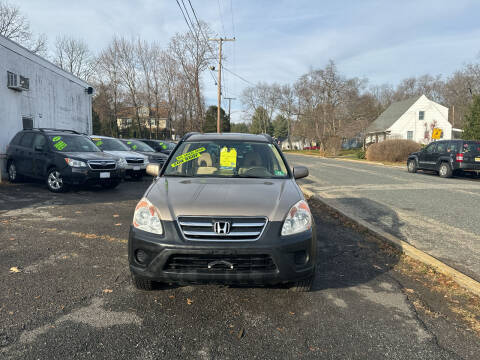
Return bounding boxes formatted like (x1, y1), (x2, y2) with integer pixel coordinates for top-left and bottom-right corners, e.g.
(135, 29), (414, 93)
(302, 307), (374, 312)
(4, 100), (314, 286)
(34, 128), (81, 134)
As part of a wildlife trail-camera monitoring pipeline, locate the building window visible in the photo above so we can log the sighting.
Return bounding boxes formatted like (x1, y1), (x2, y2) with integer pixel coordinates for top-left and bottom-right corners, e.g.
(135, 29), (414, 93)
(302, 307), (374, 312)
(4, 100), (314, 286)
(7, 71), (18, 87)
(419, 111), (425, 120)
(407, 131), (413, 140)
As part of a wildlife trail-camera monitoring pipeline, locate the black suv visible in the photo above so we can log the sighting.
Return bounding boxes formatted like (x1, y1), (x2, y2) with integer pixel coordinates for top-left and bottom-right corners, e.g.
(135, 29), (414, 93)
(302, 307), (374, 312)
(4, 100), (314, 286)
(407, 139), (480, 178)
(138, 139), (176, 155)
(6, 129), (126, 192)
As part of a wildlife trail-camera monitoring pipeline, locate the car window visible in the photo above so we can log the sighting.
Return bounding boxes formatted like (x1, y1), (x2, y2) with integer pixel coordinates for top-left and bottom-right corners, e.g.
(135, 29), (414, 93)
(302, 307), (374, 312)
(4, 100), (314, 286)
(10, 132), (23, 145)
(462, 141), (480, 153)
(164, 140), (289, 178)
(424, 143), (436, 153)
(19, 133), (34, 148)
(32, 134), (47, 149)
(436, 142), (447, 153)
(122, 140), (155, 152)
(92, 137), (130, 151)
(48, 135), (101, 152)
(446, 141), (458, 153)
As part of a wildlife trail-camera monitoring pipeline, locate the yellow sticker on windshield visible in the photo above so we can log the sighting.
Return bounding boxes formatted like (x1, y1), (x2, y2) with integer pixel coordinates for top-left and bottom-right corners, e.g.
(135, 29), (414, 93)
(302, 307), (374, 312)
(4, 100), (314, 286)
(171, 147), (206, 167)
(220, 147), (237, 168)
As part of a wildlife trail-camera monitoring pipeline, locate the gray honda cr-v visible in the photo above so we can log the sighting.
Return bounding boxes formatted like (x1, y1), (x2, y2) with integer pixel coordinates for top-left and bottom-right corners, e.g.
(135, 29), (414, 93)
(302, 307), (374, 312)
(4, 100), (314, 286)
(128, 132), (316, 291)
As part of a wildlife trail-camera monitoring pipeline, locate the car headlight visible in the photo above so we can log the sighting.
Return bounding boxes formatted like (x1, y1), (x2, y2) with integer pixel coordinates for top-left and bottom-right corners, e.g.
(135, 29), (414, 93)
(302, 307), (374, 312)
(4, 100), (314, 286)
(64, 158), (86, 168)
(281, 200), (312, 236)
(133, 198), (163, 235)
(117, 158), (127, 168)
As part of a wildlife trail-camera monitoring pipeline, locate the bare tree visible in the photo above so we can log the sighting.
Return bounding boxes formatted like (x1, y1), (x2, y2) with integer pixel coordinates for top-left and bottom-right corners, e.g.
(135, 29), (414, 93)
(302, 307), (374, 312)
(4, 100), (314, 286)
(137, 39), (154, 138)
(169, 21), (216, 131)
(0, 1), (47, 55)
(54, 35), (95, 80)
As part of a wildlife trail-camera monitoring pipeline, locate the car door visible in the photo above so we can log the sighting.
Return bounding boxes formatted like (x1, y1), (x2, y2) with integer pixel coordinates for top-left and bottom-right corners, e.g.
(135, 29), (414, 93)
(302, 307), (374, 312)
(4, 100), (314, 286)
(32, 134), (49, 178)
(435, 141), (448, 168)
(17, 132), (35, 176)
(418, 143), (437, 170)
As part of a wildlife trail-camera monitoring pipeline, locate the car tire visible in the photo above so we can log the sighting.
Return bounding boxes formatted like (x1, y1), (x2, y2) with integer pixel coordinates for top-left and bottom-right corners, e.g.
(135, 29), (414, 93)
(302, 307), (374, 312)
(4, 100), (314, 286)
(407, 159), (417, 173)
(438, 162), (452, 178)
(46, 168), (68, 192)
(290, 275), (314, 292)
(132, 274), (155, 291)
(7, 161), (20, 183)
(101, 180), (120, 189)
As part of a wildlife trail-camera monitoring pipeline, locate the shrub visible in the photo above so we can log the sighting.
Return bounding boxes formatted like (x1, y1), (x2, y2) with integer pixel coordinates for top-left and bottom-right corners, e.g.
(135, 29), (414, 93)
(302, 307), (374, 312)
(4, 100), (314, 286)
(366, 139), (421, 162)
(356, 149), (366, 159)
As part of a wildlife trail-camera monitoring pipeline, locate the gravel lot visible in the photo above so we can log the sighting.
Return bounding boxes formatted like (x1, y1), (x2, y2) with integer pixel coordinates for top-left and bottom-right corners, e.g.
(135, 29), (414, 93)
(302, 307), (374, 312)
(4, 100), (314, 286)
(288, 154), (480, 282)
(0, 178), (479, 359)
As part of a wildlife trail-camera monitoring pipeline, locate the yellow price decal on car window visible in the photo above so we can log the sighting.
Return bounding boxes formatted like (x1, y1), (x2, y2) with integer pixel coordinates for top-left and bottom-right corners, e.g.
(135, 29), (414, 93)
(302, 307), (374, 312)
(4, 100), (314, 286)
(220, 147), (237, 168)
(171, 147), (206, 167)
(51, 136), (67, 150)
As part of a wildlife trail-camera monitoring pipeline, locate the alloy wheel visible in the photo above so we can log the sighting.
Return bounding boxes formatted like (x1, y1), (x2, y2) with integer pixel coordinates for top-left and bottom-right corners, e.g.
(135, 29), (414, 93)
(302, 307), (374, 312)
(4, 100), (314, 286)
(48, 171), (63, 190)
(8, 163), (16, 181)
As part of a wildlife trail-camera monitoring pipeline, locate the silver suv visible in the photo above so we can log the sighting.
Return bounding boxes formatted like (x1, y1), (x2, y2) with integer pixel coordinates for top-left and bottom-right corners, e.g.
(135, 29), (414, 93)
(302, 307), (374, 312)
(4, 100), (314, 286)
(128, 133), (316, 291)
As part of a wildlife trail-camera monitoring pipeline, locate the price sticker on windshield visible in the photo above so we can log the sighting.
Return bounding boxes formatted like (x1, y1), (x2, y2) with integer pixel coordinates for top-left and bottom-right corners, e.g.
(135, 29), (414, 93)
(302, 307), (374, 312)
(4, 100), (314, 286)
(220, 147), (237, 168)
(171, 147), (206, 167)
(51, 136), (67, 151)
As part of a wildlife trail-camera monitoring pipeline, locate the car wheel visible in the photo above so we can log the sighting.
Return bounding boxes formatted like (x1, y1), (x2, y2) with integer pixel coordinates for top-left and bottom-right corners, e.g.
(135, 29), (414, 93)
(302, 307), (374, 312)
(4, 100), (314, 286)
(290, 275), (314, 292)
(131, 274), (155, 291)
(46, 168), (68, 192)
(7, 161), (19, 182)
(438, 162), (452, 178)
(407, 159), (417, 173)
(101, 180), (120, 189)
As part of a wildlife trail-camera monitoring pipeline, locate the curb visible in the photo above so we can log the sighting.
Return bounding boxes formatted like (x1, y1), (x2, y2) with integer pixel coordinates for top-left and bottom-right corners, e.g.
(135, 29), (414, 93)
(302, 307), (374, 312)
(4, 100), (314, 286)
(301, 186), (480, 298)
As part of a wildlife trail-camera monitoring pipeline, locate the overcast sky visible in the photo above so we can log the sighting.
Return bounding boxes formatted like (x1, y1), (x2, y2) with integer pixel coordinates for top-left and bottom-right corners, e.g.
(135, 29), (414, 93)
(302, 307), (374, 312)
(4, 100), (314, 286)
(13, 0), (480, 122)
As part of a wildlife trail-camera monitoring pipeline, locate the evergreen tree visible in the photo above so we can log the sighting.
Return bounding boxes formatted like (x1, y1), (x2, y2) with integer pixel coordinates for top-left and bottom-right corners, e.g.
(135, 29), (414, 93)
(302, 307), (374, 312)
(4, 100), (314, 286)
(231, 122), (250, 133)
(203, 105), (230, 132)
(272, 114), (288, 140)
(463, 95), (480, 140)
(92, 109), (102, 134)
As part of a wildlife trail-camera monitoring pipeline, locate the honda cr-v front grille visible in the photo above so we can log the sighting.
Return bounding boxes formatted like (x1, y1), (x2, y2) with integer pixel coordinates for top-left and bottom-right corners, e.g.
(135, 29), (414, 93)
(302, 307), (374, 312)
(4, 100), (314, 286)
(177, 216), (267, 241)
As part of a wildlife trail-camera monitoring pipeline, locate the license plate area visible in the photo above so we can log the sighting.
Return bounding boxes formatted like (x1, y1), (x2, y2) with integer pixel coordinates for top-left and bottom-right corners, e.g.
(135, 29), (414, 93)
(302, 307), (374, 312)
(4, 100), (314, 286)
(133, 166), (141, 171)
(100, 172), (110, 178)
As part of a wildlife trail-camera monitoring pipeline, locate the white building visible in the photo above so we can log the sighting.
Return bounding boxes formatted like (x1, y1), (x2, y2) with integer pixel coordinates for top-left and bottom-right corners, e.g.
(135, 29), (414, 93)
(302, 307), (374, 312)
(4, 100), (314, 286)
(0, 35), (92, 181)
(366, 95), (451, 144)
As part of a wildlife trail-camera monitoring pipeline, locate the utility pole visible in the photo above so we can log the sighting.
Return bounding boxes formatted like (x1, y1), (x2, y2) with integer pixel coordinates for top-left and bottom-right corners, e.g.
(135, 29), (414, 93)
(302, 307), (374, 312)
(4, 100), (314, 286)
(224, 97), (236, 122)
(209, 37), (235, 133)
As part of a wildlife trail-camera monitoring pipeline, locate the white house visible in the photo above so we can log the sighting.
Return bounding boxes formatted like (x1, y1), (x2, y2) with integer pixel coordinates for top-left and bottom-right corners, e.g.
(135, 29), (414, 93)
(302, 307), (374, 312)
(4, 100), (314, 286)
(0, 34), (93, 181)
(366, 95), (451, 144)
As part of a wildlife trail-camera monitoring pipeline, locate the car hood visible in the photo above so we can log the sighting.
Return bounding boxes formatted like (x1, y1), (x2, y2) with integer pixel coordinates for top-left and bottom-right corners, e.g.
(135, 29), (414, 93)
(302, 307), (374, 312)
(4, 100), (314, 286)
(62, 152), (119, 161)
(103, 150), (147, 160)
(145, 177), (303, 222)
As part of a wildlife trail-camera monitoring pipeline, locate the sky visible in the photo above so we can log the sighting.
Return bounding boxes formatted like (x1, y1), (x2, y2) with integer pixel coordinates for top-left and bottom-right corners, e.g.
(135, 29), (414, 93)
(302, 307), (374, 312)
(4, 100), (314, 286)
(12, 0), (480, 122)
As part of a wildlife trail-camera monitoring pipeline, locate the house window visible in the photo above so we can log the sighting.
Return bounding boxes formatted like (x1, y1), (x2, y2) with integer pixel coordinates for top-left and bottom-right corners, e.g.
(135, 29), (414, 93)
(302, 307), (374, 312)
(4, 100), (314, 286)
(407, 131), (413, 140)
(419, 111), (425, 120)
(7, 71), (18, 87)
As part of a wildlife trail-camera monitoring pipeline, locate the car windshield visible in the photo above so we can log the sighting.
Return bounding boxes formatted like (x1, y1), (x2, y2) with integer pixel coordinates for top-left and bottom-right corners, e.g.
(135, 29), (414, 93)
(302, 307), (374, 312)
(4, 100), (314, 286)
(49, 135), (100, 152)
(123, 140), (155, 152)
(163, 141), (289, 178)
(92, 137), (130, 151)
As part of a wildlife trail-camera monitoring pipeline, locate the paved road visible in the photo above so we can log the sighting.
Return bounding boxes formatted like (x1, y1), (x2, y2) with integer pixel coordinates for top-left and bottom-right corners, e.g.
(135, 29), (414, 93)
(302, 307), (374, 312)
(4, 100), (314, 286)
(0, 179), (479, 359)
(287, 154), (480, 282)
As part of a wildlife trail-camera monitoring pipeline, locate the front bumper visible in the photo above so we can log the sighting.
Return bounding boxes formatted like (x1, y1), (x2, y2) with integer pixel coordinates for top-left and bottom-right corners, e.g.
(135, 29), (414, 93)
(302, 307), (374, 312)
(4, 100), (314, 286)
(61, 166), (125, 185)
(129, 221), (316, 285)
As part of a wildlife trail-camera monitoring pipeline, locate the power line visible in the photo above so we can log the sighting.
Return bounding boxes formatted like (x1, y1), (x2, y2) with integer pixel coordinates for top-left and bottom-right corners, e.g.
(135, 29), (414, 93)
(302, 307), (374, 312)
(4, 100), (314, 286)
(187, 0), (217, 58)
(223, 66), (254, 86)
(217, 0), (226, 36)
(175, 0), (217, 85)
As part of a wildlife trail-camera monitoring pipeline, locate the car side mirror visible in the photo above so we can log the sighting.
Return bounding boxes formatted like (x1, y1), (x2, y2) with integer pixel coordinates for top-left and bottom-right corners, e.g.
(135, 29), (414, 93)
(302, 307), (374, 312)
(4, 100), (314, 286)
(146, 163), (160, 177)
(34, 145), (44, 152)
(293, 166), (309, 179)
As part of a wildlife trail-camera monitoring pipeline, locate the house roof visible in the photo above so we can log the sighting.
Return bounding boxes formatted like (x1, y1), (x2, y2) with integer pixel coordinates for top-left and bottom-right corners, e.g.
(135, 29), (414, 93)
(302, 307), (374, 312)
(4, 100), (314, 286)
(366, 95), (422, 133)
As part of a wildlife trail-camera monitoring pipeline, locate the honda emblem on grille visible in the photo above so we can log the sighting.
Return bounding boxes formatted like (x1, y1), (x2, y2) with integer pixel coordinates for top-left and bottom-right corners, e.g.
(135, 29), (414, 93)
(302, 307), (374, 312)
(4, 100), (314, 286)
(213, 221), (231, 234)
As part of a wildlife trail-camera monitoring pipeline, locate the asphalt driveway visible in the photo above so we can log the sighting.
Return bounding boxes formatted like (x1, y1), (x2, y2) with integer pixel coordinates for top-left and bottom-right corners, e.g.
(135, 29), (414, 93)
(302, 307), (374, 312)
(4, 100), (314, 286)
(0, 179), (479, 359)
